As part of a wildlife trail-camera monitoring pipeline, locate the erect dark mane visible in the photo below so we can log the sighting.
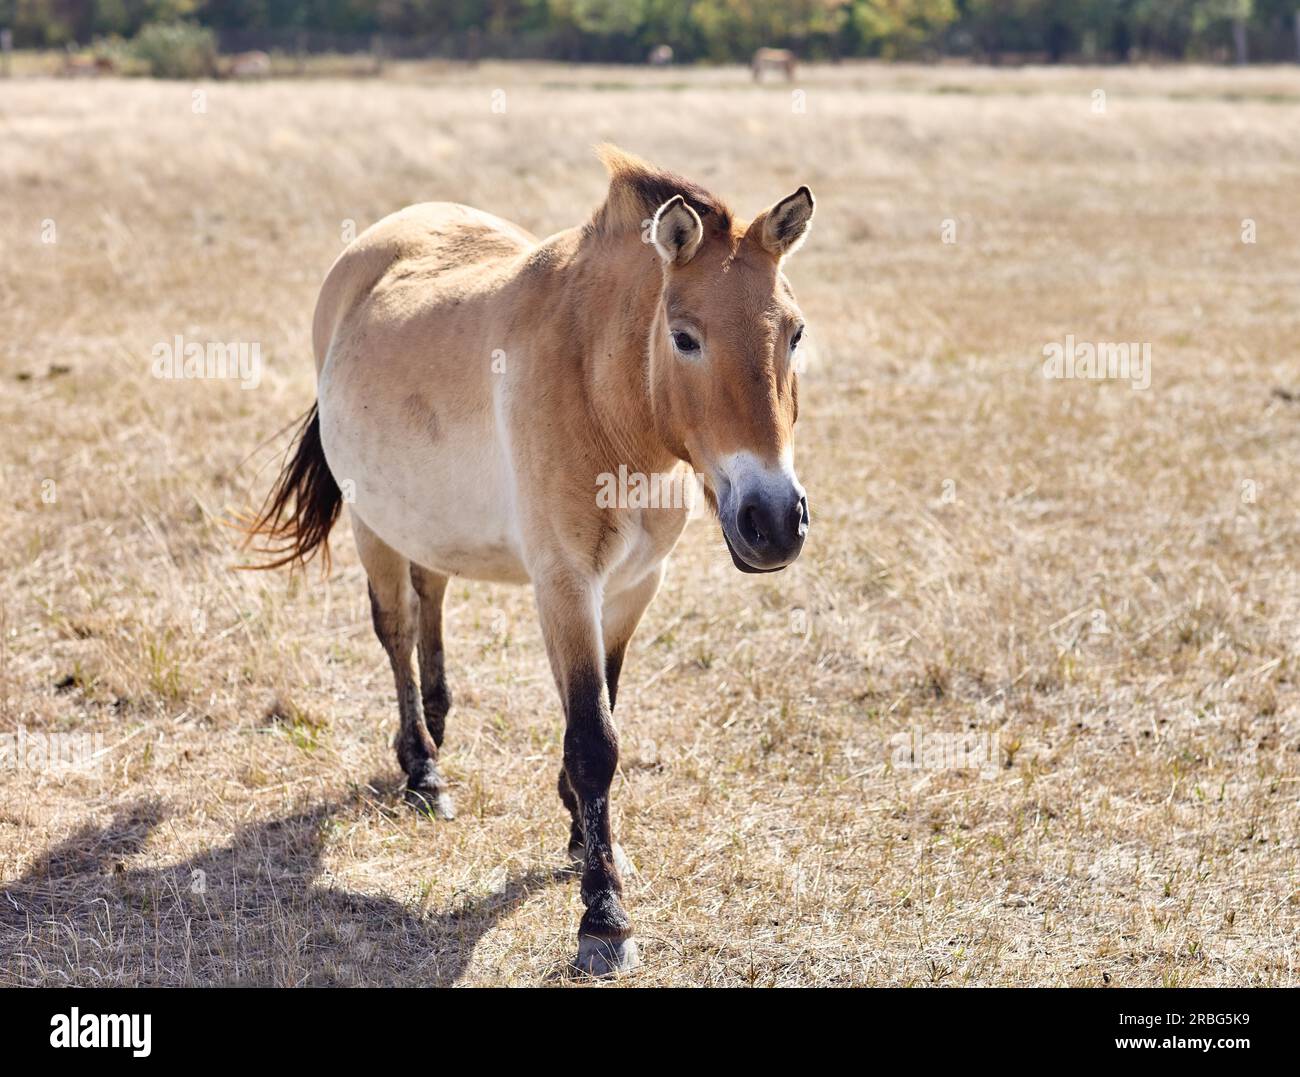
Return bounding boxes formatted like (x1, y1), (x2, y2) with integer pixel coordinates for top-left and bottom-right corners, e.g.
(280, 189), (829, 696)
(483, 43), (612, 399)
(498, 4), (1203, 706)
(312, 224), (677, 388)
(590, 144), (734, 239)
(622, 168), (731, 231)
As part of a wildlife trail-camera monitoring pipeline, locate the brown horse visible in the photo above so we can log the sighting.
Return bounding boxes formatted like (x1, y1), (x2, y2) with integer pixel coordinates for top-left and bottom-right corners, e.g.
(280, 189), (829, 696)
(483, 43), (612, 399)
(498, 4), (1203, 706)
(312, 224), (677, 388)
(752, 47), (797, 82)
(247, 146), (815, 975)
(223, 51), (272, 79)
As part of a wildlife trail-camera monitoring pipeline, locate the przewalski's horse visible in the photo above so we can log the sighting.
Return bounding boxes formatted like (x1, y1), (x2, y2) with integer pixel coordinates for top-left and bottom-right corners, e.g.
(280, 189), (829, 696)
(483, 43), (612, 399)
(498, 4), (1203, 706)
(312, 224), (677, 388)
(224, 50), (272, 79)
(752, 47), (797, 82)
(247, 146), (815, 975)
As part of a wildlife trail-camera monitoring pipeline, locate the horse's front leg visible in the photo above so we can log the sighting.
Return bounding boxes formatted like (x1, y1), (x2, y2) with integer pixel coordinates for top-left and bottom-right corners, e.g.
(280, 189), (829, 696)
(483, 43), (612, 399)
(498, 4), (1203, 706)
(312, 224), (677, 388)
(558, 566), (662, 863)
(535, 569), (638, 976)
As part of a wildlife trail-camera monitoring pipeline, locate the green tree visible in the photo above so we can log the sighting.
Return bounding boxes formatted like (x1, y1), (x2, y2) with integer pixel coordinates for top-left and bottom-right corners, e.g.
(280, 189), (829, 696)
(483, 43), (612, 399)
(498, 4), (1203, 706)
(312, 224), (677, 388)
(850, 0), (957, 57)
(690, 0), (849, 60)
(570, 0), (644, 35)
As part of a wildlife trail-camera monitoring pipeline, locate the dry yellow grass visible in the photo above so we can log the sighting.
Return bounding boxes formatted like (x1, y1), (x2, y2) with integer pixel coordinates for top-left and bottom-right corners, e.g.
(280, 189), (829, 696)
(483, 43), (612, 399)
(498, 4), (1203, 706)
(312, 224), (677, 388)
(1, 61), (1298, 987)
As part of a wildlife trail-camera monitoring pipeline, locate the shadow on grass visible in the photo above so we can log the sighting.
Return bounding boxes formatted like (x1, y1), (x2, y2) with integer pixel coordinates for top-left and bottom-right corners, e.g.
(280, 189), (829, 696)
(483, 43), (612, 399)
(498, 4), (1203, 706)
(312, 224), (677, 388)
(0, 783), (569, 986)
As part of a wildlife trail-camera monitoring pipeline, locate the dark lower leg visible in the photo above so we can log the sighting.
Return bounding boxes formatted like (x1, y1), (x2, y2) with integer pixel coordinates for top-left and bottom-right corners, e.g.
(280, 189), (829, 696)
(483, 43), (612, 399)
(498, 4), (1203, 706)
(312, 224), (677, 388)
(410, 567), (451, 749)
(418, 644), (451, 749)
(563, 665), (629, 949)
(562, 641), (626, 857)
(369, 583), (451, 815)
(537, 572), (637, 973)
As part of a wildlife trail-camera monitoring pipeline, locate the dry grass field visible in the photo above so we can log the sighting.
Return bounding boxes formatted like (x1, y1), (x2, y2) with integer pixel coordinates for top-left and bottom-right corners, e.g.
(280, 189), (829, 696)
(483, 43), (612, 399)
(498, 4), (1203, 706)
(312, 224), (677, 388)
(2, 60), (1299, 987)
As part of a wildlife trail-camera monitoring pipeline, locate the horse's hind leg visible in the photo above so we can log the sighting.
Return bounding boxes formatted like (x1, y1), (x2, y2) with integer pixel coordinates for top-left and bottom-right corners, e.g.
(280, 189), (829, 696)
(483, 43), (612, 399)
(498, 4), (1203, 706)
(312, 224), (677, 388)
(410, 566), (451, 750)
(354, 517), (454, 819)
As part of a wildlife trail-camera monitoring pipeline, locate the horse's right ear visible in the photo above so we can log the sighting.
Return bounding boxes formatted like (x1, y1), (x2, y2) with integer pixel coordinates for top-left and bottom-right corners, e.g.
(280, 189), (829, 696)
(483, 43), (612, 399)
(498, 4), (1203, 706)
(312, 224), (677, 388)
(651, 196), (704, 266)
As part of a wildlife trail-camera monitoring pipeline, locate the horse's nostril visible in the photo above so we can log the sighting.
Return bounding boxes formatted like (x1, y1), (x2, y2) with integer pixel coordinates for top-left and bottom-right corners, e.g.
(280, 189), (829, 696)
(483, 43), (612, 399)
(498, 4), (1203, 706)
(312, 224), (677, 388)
(792, 496), (809, 534)
(740, 503), (765, 546)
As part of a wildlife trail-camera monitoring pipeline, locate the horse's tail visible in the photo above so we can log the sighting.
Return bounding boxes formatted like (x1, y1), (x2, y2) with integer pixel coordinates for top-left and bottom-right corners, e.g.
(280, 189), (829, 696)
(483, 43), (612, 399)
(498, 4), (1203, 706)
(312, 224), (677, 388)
(240, 403), (342, 571)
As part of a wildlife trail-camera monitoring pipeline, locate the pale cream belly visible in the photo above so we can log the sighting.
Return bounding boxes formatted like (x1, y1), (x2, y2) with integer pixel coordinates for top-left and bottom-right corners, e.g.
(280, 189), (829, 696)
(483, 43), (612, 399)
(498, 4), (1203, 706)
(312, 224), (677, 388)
(317, 364), (530, 585)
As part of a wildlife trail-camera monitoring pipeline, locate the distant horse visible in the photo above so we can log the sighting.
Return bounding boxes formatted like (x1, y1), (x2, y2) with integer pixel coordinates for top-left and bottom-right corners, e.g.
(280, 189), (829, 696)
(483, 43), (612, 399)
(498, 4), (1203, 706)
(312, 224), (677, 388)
(224, 51), (271, 79)
(60, 54), (115, 78)
(752, 47), (797, 82)
(648, 44), (674, 66)
(246, 146), (815, 975)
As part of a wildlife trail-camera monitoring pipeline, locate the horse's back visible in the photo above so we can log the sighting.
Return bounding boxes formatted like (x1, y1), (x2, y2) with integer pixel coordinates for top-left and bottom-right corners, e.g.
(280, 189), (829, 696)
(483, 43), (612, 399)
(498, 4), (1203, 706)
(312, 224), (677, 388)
(312, 202), (535, 371)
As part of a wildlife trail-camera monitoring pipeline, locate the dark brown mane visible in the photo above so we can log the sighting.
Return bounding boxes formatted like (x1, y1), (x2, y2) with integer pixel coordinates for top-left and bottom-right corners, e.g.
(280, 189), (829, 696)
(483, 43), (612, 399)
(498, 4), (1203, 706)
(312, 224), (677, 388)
(590, 144), (734, 239)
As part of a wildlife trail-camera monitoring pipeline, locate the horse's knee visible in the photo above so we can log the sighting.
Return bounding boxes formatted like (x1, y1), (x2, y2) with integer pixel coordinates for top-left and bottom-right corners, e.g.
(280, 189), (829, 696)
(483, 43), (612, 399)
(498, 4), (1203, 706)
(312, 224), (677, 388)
(563, 718), (617, 799)
(561, 665), (618, 796)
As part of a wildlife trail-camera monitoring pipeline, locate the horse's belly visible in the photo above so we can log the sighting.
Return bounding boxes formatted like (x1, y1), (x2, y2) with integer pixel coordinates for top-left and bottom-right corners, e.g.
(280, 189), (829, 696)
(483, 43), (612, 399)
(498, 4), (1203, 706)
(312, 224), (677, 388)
(356, 441), (528, 583)
(318, 382), (528, 584)
(384, 444), (528, 583)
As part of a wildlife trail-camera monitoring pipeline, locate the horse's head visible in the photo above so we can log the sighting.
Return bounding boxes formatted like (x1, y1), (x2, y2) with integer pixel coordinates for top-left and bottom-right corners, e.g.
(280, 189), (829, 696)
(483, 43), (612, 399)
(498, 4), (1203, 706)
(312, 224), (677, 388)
(647, 185), (814, 573)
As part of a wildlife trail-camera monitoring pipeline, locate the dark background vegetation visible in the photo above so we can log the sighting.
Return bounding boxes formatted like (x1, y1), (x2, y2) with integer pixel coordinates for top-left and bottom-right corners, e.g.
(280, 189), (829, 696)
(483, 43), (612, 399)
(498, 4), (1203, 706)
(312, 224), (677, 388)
(8, 0), (1300, 64)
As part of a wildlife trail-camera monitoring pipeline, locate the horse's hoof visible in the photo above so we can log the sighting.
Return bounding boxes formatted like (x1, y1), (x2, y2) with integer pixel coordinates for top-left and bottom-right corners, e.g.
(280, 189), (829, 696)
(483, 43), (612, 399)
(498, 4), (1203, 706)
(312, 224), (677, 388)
(406, 786), (455, 820)
(575, 933), (639, 977)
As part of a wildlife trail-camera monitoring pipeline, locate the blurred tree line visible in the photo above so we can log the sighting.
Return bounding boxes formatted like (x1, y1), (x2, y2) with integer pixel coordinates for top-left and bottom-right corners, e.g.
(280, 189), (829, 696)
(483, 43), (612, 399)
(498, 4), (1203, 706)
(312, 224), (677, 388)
(5, 0), (1299, 63)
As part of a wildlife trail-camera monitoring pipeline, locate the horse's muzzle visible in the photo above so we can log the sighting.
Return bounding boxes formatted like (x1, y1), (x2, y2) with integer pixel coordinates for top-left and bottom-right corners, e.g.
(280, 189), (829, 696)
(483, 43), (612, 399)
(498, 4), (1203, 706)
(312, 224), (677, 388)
(721, 487), (809, 573)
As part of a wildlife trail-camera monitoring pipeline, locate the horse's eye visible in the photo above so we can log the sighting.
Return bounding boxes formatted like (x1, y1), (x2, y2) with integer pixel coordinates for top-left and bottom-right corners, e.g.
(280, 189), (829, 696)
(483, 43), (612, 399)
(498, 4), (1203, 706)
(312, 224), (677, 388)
(790, 326), (804, 350)
(672, 331), (700, 354)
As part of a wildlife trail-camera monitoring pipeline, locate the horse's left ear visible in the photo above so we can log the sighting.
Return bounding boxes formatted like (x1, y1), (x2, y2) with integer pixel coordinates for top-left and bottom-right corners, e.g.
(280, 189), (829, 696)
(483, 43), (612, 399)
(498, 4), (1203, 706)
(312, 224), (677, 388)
(754, 186), (815, 258)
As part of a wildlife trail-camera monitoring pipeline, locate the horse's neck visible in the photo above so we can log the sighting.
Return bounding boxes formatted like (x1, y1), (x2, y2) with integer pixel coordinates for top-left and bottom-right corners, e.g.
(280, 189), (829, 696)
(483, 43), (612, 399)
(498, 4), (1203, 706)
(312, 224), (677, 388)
(575, 234), (676, 474)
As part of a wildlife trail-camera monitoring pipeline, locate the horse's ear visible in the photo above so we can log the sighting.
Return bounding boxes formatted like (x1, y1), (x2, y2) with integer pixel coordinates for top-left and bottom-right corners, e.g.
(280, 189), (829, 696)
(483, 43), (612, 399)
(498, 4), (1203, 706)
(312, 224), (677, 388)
(651, 195), (704, 266)
(753, 186), (814, 258)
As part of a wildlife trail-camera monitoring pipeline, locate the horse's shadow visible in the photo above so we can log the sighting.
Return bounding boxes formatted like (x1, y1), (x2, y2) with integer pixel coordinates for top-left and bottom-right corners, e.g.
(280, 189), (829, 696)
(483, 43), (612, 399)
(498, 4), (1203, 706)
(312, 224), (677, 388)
(0, 782), (569, 986)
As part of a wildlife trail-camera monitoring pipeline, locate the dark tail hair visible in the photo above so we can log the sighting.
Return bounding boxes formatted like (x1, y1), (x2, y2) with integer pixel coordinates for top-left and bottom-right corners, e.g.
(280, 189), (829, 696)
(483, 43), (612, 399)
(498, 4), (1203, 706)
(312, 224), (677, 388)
(241, 403), (342, 571)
